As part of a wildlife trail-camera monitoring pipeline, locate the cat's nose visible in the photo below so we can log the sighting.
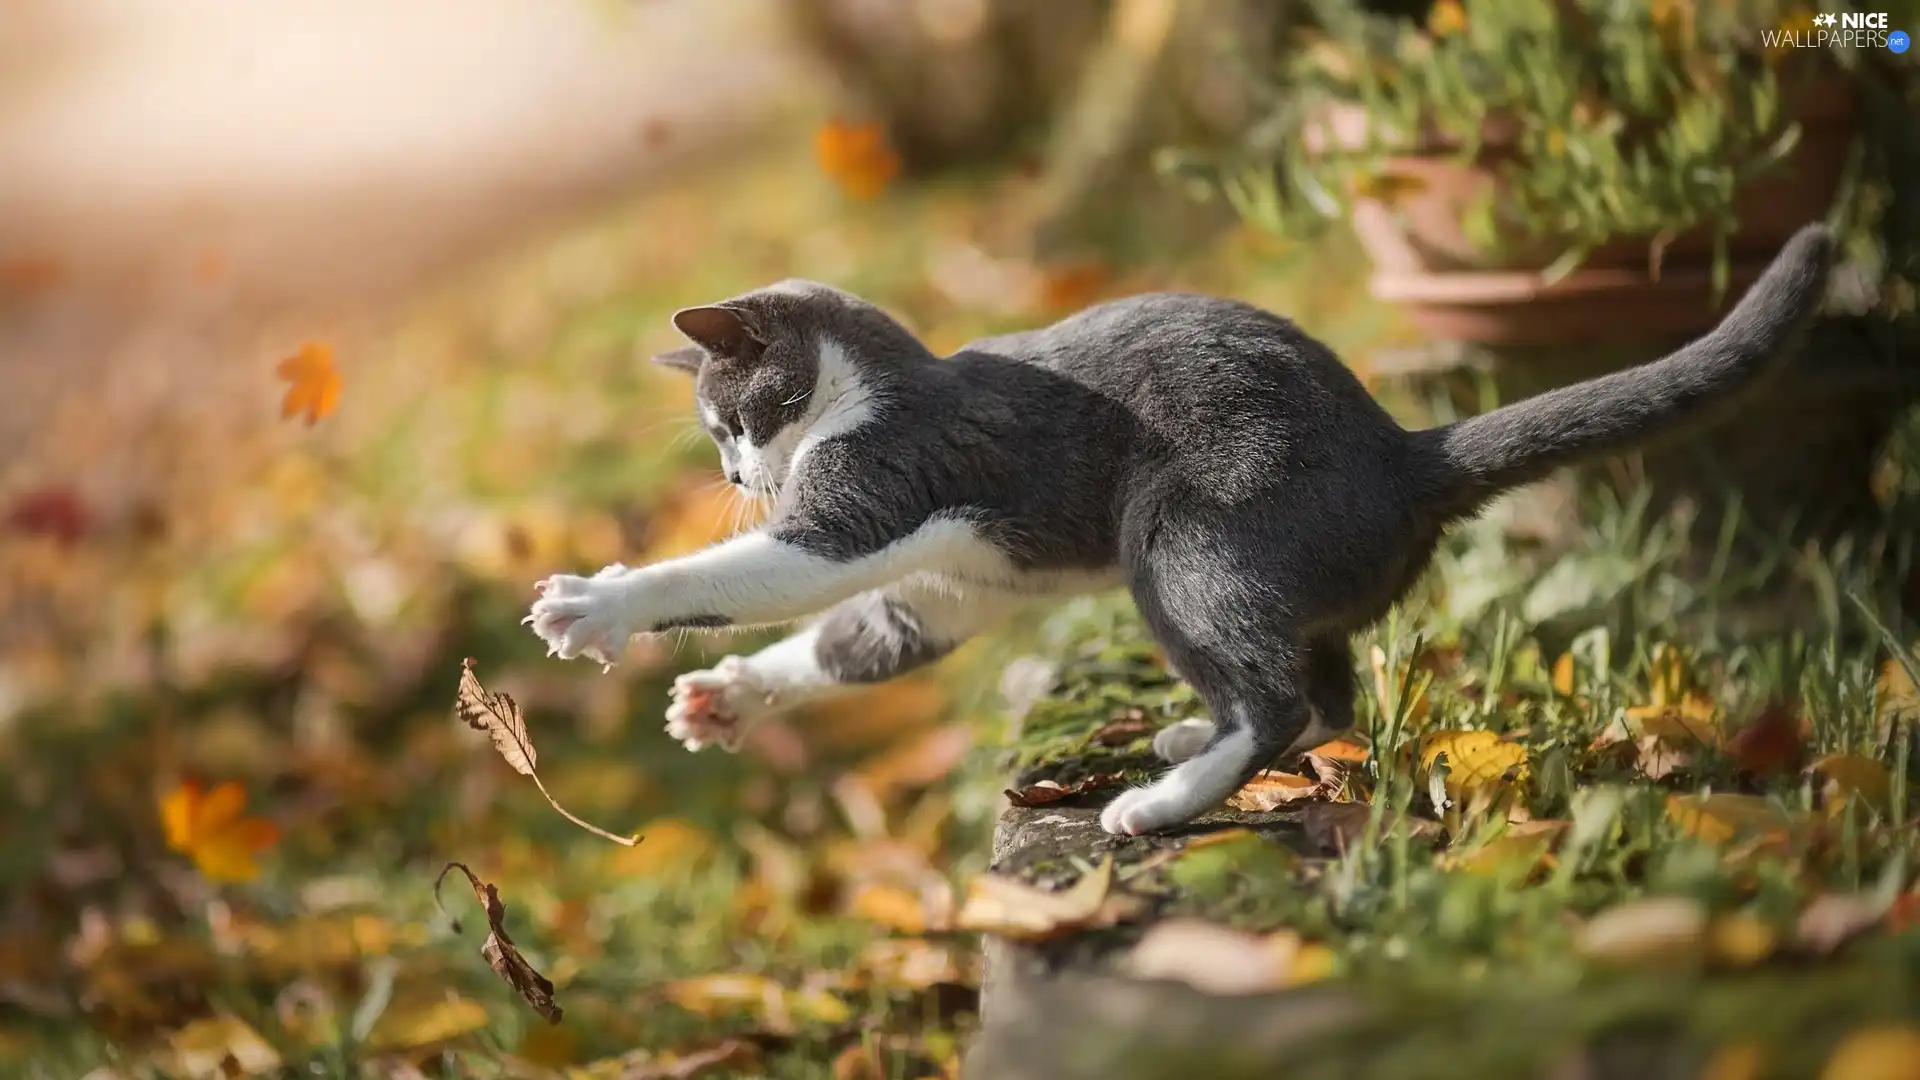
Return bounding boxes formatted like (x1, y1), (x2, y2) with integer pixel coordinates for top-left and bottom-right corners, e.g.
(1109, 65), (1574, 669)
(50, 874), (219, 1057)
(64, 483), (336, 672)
(727, 469), (743, 486)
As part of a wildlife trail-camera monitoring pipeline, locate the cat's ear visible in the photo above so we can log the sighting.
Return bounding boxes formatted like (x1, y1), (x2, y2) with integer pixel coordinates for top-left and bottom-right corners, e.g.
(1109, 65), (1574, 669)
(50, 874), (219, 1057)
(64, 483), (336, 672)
(671, 305), (763, 362)
(650, 345), (706, 374)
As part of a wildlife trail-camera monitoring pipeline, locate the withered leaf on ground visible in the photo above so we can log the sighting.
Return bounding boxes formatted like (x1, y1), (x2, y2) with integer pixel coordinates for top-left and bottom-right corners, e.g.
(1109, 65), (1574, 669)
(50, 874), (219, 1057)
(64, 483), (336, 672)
(455, 659), (636, 846)
(1226, 771), (1325, 811)
(1088, 713), (1157, 746)
(434, 862), (562, 1024)
(1003, 773), (1124, 808)
(954, 857), (1146, 941)
(616, 1038), (763, 1080)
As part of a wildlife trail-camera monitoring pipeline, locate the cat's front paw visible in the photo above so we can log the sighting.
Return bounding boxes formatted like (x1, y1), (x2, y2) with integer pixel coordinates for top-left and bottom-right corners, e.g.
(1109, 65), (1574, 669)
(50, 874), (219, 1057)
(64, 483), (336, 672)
(665, 657), (773, 752)
(1100, 787), (1182, 836)
(525, 573), (635, 667)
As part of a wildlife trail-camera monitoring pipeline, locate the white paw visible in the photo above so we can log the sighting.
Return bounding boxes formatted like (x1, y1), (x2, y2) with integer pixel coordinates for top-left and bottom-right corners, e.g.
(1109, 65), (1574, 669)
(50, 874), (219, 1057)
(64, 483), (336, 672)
(1100, 787), (1181, 836)
(1152, 719), (1214, 764)
(524, 572), (635, 668)
(664, 657), (774, 752)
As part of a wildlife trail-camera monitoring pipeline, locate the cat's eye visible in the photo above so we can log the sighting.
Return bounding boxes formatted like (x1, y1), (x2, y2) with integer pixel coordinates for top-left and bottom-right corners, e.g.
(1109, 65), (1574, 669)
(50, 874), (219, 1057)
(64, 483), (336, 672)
(725, 415), (745, 439)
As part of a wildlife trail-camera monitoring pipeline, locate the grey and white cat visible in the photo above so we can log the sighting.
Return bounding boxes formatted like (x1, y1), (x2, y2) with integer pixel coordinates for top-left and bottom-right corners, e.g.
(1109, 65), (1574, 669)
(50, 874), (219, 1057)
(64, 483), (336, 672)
(525, 225), (1833, 836)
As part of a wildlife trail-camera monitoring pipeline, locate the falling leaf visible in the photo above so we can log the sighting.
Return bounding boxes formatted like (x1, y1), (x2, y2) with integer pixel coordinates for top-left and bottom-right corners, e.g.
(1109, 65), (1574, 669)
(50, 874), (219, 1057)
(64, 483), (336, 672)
(815, 119), (901, 200)
(454, 659), (635, 845)
(276, 341), (341, 426)
(1005, 773), (1125, 808)
(1808, 754), (1892, 814)
(1227, 771), (1325, 811)
(1796, 893), (1886, 956)
(1576, 896), (1708, 966)
(1123, 919), (1335, 994)
(1665, 794), (1792, 845)
(433, 862), (562, 1024)
(1419, 730), (1530, 799)
(1820, 1027), (1920, 1080)
(159, 780), (280, 883)
(954, 858), (1145, 942)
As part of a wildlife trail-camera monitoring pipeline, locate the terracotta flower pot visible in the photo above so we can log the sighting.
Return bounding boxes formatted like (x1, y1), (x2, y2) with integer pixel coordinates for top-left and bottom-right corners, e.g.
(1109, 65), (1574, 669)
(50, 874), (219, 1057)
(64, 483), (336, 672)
(1308, 77), (1858, 346)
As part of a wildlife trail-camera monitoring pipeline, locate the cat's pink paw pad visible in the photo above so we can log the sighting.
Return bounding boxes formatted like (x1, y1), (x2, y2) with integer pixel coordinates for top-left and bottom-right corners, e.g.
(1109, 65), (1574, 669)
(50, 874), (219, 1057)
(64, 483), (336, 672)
(665, 658), (766, 752)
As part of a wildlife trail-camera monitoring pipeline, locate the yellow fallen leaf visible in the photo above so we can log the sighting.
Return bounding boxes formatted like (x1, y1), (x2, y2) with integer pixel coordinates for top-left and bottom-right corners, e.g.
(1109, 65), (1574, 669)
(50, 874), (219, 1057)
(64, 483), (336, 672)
(363, 994), (489, 1053)
(1707, 912), (1779, 967)
(165, 1015), (282, 1078)
(1665, 794), (1792, 845)
(1419, 730), (1530, 799)
(276, 341), (341, 426)
(1623, 694), (1721, 744)
(1878, 650), (1920, 725)
(1821, 1027), (1920, 1080)
(1552, 653), (1576, 696)
(1809, 754), (1891, 813)
(1426, 0), (1467, 36)
(954, 857), (1145, 942)
(1701, 1041), (1768, 1080)
(159, 780), (279, 883)
(1576, 896), (1708, 966)
(848, 883), (931, 935)
(1441, 821), (1565, 877)
(1123, 919), (1335, 994)
(607, 818), (714, 876)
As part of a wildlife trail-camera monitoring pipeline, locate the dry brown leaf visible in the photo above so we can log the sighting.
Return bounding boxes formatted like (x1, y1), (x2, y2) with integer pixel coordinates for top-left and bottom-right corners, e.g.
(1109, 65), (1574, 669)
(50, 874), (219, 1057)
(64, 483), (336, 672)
(1088, 713), (1158, 746)
(1227, 771), (1325, 811)
(433, 862), (562, 1024)
(1123, 919), (1335, 994)
(1296, 801), (1439, 853)
(455, 659), (635, 845)
(1724, 701), (1806, 779)
(1004, 772), (1124, 808)
(954, 857), (1145, 942)
(1576, 897), (1708, 966)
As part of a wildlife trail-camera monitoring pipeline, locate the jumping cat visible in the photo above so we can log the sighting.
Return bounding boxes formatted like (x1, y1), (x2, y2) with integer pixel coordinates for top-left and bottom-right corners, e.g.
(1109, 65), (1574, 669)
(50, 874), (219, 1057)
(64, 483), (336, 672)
(524, 225), (1833, 836)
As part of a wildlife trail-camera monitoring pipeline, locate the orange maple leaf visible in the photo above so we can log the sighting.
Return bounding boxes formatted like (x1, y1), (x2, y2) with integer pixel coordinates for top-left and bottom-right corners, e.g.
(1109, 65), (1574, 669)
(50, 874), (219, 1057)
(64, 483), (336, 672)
(159, 780), (280, 882)
(276, 341), (341, 425)
(814, 119), (901, 200)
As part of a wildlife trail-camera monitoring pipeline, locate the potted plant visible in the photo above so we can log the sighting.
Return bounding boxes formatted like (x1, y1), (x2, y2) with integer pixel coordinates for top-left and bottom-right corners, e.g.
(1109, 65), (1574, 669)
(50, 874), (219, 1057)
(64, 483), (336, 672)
(1161, 0), (1920, 545)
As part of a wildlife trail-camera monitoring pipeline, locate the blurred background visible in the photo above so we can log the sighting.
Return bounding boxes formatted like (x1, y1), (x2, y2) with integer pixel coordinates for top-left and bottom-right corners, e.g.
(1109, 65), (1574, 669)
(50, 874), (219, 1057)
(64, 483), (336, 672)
(0, 1), (1915, 1077)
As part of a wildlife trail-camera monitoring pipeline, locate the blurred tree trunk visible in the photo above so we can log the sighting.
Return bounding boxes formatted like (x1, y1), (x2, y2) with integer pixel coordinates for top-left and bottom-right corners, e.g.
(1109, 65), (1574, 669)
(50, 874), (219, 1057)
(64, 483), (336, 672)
(787, 0), (1110, 171)
(1029, 0), (1293, 264)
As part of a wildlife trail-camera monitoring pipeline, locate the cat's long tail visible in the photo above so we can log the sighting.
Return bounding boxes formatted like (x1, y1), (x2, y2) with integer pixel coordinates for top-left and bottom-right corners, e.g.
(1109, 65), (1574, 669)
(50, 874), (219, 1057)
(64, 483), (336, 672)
(1413, 223), (1834, 520)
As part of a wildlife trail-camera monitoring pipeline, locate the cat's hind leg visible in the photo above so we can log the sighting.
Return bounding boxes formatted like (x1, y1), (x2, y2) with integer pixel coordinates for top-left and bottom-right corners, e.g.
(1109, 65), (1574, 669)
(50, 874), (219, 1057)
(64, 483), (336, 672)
(1150, 635), (1353, 765)
(1101, 529), (1316, 835)
(665, 581), (1023, 751)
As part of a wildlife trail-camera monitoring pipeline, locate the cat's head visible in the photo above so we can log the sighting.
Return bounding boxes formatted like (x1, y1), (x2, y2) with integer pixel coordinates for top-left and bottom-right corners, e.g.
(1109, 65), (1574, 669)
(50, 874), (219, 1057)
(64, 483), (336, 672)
(652, 280), (906, 498)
